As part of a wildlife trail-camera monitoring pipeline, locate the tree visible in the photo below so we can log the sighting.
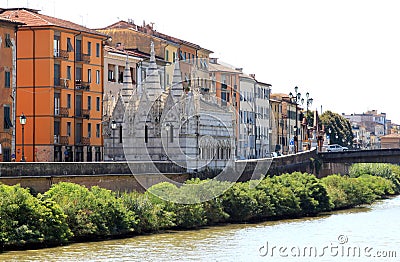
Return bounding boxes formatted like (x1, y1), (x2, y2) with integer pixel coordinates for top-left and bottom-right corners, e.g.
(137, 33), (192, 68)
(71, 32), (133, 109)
(320, 111), (353, 147)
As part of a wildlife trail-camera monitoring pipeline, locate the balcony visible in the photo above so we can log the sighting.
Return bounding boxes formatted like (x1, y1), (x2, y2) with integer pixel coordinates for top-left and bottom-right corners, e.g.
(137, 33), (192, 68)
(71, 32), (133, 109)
(81, 137), (90, 146)
(60, 136), (69, 145)
(54, 107), (69, 117)
(75, 80), (90, 91)
(54, 49), (69, 60)
(75, 52), (90, 63)
(82, 109), (90, 119)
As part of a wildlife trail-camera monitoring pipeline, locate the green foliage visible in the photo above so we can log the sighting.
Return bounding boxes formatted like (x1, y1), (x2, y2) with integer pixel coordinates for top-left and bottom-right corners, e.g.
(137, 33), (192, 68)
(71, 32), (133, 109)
(0, 184), (71, 248)
(273, 173), (332, 215)
(349, 163), (400, 193)
(320, 110), (353, 147)
(43, 182), (136, 239)
(121, 192), (175, 233)
(321, 174), (390, 209)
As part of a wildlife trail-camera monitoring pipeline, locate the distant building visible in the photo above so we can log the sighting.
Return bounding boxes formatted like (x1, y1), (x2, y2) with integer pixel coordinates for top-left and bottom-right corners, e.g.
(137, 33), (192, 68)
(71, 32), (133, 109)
(381, 133), (400, 149)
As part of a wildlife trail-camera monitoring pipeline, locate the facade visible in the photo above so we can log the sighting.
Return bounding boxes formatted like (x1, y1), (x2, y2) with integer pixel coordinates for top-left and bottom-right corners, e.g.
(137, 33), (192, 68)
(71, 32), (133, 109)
(381, 133), (400, 149)
(0, 18), (22, 161)
(238, 74), (272, 159)
(0, 8), (106, 162)
(105, 42), (235, 171)
(96, 20), (213, 93)
(270, 93), (302, 154)
(269, 98), (282, 154)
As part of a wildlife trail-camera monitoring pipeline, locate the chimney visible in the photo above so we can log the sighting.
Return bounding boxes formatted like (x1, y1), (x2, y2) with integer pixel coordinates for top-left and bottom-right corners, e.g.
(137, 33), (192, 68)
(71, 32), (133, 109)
(249, 74), (256, 79)
(235, 68), (243, 72)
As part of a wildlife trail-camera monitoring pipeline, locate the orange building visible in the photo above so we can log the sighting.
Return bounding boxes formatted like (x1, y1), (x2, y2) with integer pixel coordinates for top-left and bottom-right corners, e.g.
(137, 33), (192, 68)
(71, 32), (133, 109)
(0, 17), (22, 161)
(0, 8), (107, 162)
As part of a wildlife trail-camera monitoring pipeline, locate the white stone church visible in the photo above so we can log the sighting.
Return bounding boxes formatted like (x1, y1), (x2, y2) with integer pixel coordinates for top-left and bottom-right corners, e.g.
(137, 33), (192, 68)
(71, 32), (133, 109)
(103, 42), (236, 173)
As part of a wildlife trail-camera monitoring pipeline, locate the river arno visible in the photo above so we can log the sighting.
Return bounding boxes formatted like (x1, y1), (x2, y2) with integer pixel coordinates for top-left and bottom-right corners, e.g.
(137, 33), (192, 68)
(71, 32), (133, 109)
(2, 196), (400, 262)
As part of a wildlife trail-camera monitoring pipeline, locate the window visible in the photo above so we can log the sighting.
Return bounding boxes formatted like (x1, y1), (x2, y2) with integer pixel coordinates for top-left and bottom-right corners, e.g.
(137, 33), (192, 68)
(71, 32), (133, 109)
(67, 66), (71, 80)
(87, 41), (91, 56)
(165, 50), (169, 61)
(5, 71), (10, 88)
(87, 96), (91, 110)
(67, 37), (73, 52)
(3, 105), (12, 129)
(96, 97), (100, 111)
(54, 64), (60, 86)
(67, 94), (71, 108)
(173, 52), (176, 62)
(67, 122), (71, 136)
(5, 33), (12, 48)
(87, 69), (92, 83)
(96, 43), (100, 57)
(119, 125), (123, 143)
(145, 125), (148, 143)
(108, 70), (114, 81)
(96, 123), (100, 138)
(88, 123), (92, 138)
(96, 70), (100, 84)
(53, 35), (60, 56)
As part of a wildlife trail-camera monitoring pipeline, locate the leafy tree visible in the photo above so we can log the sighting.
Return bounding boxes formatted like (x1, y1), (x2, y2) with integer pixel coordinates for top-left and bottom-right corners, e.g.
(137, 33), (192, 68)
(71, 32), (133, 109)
(320, 110), (354, 147)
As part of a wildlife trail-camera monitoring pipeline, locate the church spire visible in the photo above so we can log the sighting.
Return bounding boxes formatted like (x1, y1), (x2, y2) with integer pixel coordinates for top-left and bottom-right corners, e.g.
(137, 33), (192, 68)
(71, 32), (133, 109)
(121, 54), (134, 104)
(144, 41), (162, 99)
(171, 53), (184, 99)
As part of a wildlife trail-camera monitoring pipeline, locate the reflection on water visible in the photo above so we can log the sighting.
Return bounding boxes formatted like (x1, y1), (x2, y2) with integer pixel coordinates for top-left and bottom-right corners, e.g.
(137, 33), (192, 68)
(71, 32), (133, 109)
(2, 196), (400, 262)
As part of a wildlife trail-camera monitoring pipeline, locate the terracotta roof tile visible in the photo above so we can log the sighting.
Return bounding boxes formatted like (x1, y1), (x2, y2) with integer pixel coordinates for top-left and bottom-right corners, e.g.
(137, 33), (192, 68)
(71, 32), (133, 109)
(0, 8), (106, 37)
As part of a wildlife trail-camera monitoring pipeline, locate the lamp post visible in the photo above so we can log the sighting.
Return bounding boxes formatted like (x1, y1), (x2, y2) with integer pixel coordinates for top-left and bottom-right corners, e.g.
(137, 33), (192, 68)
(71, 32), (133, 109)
(289, 86), (303, 153)
(305, 92), (313, 148)
(19, 113), (26, 162)
(111, 120), (117, 161)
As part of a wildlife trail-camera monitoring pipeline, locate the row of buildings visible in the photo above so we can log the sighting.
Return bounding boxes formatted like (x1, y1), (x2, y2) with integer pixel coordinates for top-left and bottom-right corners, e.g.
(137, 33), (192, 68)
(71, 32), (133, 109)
(0, 8), (326, 165)
(343, 110), (400, 150)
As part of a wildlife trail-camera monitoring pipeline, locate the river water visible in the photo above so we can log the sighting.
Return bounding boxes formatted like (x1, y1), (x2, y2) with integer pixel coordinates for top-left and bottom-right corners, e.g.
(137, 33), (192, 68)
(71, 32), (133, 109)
(2, 196), (400, 261)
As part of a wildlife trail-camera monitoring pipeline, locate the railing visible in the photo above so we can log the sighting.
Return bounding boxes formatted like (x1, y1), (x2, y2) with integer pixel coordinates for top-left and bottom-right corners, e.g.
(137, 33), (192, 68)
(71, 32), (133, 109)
(54, 49), (69, 59)
(60, 136), (69, 145)
(82, 109), (90, 119)
(61, 78), (70, 88)
(81, 137), (90, 146)
(75, 52), (90, 63)
(75, 80), (90, 90)
(60, 107), (69, 117)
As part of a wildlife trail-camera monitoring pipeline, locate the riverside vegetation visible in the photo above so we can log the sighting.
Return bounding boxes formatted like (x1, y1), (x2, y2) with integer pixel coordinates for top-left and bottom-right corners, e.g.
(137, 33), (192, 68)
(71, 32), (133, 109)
(1, 163), (400, 251)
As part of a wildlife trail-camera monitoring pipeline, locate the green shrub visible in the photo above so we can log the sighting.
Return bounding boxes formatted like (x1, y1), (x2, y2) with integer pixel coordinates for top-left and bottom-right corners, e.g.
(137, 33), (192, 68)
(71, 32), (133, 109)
(43, 182), (135, 239)
(121, 192), (175, 233)
(0, 184), (71, 248)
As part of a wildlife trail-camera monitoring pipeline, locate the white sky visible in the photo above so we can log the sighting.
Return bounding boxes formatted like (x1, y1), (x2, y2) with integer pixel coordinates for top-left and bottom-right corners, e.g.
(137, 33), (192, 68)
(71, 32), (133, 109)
(3, 0), (400, 123)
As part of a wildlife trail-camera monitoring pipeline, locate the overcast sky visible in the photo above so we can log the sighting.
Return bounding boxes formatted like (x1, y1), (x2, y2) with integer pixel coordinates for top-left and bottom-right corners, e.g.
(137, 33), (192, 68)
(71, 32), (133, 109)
(3, 0), (400, 123)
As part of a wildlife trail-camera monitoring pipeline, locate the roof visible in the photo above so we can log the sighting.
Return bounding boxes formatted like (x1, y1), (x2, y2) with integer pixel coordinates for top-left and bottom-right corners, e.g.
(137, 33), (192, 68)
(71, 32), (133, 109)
(0, 16), (25, 25)
(381, 133), (400, 139)
(0, 8), (107, 37)
(209, 62), (242, 74)
(98, 20), (212, 53)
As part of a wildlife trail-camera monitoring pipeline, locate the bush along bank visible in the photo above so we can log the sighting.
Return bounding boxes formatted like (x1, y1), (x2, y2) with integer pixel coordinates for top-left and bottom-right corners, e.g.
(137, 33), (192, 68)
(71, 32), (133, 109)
(1, 164), (399, 251)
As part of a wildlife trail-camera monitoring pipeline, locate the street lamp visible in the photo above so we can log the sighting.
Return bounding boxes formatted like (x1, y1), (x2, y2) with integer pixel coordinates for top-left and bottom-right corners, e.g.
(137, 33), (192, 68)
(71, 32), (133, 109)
(289, 86), (303, 153)
(19, 113), (27, 162)
(111, 120), (117, 161)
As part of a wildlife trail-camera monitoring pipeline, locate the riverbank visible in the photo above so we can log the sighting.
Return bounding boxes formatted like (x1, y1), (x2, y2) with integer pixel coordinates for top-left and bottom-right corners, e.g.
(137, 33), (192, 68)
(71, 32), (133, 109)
(1, 163), (399, 251)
